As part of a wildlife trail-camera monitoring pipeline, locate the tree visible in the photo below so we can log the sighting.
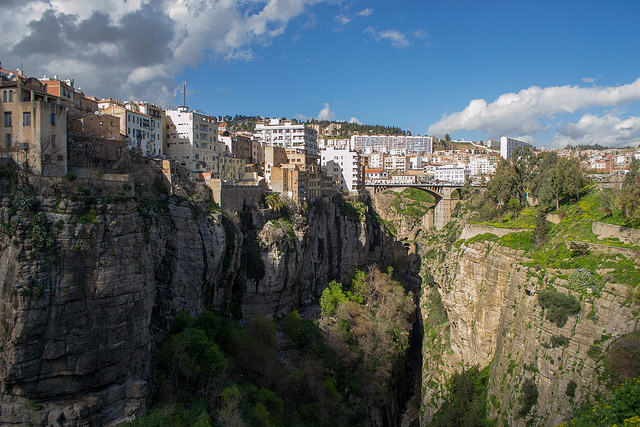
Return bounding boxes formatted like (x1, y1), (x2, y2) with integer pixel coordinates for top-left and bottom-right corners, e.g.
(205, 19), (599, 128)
(264, 193), (284, 213)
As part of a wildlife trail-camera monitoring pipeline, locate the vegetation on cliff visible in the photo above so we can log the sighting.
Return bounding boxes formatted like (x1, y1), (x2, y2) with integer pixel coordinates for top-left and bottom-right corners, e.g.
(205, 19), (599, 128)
(128, 267), (416, 426)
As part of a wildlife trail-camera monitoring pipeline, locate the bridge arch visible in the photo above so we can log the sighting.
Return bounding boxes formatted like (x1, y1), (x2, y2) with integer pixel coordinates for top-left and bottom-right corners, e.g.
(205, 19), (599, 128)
(365, 183), (464, 230)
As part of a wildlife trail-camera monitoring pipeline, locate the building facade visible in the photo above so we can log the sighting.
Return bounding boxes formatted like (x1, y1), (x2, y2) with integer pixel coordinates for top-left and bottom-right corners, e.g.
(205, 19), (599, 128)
(350, 135), (433, 155)
(320, 147), (362, 193)
(500, 136), (531, 160)
(1, 73), (67, 175)
(254, 118), (318, 154)
(434, 165), (470, 183)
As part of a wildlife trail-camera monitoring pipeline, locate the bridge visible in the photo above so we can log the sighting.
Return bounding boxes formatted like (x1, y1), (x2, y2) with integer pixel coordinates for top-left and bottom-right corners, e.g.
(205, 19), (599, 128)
(365, 183), (464, 230)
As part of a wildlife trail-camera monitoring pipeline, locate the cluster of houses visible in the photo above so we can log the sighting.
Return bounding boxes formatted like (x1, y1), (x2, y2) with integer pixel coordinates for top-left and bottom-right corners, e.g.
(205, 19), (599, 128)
(3, 64), (636, 207)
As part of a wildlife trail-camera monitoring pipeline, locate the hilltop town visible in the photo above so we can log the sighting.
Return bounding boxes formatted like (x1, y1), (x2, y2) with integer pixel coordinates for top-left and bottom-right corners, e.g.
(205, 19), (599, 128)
(2, 64), (639, 212)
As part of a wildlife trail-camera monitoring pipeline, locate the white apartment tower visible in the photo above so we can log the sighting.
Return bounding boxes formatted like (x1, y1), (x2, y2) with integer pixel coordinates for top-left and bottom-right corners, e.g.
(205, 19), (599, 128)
(321, 147), (362, 193)
(500, 136), (531, 160)
(98, 100), (162, 157)
(164, 107), (221, 174)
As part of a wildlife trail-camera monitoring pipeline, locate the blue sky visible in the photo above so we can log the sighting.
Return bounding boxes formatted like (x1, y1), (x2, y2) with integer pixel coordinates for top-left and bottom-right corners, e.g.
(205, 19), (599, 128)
(2, 0), (640, 147)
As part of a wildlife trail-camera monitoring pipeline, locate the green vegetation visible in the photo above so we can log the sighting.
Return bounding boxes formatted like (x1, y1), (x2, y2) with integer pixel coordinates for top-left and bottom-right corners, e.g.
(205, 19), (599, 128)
(431, 365), (493, 426)
(131, 267), (415, 426)
(562, 377), (640, 426)
(390, 188), (435, 217)
(537, 289), (581, 328)
(517, 378), (538, 419)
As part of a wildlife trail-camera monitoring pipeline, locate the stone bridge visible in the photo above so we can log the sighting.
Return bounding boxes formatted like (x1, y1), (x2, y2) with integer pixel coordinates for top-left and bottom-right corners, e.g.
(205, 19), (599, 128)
(366, 183), (464, 230)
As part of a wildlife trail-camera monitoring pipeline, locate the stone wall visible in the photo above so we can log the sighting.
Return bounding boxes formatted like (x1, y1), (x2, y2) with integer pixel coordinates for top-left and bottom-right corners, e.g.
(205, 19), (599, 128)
(459, 224), (531, 240)
(592, 221), (640, 245)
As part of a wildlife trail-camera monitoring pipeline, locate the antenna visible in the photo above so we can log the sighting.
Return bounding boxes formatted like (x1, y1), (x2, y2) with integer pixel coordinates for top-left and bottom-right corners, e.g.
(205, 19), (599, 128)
(182, 80), (186, 107)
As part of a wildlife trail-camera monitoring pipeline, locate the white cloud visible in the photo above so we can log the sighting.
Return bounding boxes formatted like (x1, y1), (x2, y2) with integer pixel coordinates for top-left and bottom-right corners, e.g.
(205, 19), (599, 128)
(318, 103), (336, 121)
(582, 77), (597, 84)
(555, 113), (640, 147)
(356, 8), (374, 17)
(0, 0), (324, 105)
(427, 78), (640, 143)
(349, 117), (361, 124)
(365, 27), (409, 48)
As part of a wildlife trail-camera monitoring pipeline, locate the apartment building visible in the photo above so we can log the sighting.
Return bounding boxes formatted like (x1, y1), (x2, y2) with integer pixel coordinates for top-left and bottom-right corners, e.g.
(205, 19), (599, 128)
(254, 118), (318, 155)
(384, 154), (409, 172)
(164, 106), (242, 180)
(350, 135), (433, 155)
(99, 100), (162, 157)
(1, 71), (67, 175)
(320, 147), (362, 193)
(434, 165), (470, 183)
(500, 136), (531, 160)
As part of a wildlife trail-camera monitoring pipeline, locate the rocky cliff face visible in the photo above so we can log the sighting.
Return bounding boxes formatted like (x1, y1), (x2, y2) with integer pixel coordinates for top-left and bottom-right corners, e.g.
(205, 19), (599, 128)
(420, 237), (639, 426)
(0, 193), (399, 426)
(369, 189), (639, 426)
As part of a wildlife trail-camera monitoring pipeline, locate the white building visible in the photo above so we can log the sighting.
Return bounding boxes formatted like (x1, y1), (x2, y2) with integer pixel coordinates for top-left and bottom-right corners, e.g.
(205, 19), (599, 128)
(350, 135), (433, 155)
(384, 154), (409, 172)
(500, 136), (531, 159)
(365, 169), (388, 182)
(469, 157), (497, 177)
(254, 118), (318, 155)
(164, 106), (241, 179)
(98, 100), (162, 157)
(368, 152), (385, 169)
(408, 155), (423, 170)
(320, 147), (362, 193)
(434, 165), (470, 183)
(390, 175), (417, 185)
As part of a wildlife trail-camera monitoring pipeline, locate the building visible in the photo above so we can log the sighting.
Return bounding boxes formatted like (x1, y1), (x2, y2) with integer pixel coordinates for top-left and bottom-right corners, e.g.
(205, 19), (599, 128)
(254, 118), (318, 155)
(68, 112), (125, 168)
(469, 157), (497, 177)
(500, 136), (531, 160)
(99, 100), (162, 157)
(164, 106), (242, 180)
(384, 154), (409, 172)
(364, 169), (389, 182)
(1, 71), (67, 175)
(350, 135), (433, 155)
(218, 124), (253, 163)
(434, 165), (470, 183)
(320, 147), (363, 193)
(390, 174), (417, 185)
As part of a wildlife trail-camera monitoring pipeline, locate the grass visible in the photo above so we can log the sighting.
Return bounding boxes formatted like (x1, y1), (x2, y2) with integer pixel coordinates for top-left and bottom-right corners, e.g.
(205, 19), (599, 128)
(390, 188), (435, 218)
(473, 207), (538, 229)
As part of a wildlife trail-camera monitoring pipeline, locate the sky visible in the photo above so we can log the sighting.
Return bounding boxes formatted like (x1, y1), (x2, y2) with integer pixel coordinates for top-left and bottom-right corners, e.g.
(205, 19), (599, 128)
(1, 0), (640, 148)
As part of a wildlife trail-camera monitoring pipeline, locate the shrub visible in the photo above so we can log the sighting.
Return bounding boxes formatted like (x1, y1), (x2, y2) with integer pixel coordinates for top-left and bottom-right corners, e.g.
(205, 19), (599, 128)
(65, 171), (76, 182)
(565, 380), (577, 399)
(537, 289), (581, 327)
(550, 335), (570, 348)
(518, 378), (538, 418)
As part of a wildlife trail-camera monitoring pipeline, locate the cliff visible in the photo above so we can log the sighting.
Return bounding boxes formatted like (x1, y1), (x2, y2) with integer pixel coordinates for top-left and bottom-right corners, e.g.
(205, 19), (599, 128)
(0, 183), (400, 426)
(419, 228), (639, 426)
(369, 188), (640, 426)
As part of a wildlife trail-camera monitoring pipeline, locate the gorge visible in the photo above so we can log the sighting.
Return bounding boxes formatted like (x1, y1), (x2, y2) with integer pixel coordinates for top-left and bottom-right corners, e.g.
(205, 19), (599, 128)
(0, 161), (638, 426)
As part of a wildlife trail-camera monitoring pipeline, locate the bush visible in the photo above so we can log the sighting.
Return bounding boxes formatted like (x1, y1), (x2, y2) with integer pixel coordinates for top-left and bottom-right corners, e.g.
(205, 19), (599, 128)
(65, 171), (76, 182)
(518, 378), (538, 418)
(550, 335), (570, 348)
(565, 380), (577, 399)
(537, 289), (581, 327)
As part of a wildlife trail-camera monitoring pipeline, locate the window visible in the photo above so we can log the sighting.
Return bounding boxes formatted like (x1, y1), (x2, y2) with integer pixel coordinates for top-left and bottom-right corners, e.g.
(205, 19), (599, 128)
(4, 133), (11, 148)
(50, 113), (56, 126)
(51, 135), (57, 147)
(23, 112), (31, 126)
(3, 112), (11, 127)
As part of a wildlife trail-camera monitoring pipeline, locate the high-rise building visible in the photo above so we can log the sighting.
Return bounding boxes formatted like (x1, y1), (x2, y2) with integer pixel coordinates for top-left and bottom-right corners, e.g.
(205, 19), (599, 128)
(500, 136), (531, 159)
(320, 147), (362, 193)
